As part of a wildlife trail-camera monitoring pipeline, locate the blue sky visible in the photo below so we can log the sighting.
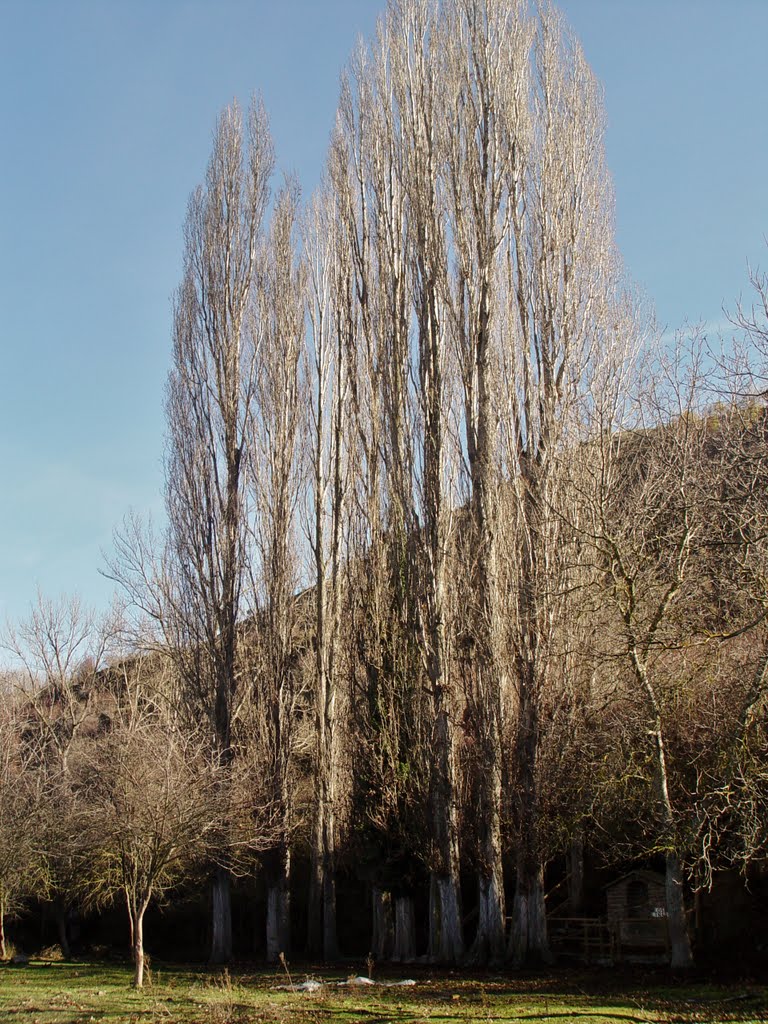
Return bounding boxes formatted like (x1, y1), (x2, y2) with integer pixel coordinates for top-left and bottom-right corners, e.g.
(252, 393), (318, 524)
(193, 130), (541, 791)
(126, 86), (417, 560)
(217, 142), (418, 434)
(1, 0), (766, 629)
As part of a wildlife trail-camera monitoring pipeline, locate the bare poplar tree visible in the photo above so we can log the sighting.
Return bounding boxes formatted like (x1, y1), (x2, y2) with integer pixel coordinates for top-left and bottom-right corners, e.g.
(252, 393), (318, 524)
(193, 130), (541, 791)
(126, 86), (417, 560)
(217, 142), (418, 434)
(384, 0), (465, 962)
(303, 182), (352, 960)
(439, 0), (533, 962)
(492, 3), (626, 963)
(248, 179), (306, 961)
(161, 99), (273, 961)
(333, 19), (442, 961)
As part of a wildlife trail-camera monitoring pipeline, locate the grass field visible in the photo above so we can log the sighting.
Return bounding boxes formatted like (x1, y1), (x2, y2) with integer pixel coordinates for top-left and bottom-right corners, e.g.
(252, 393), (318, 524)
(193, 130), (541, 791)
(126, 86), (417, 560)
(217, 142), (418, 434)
(1, 960), (766, 1024)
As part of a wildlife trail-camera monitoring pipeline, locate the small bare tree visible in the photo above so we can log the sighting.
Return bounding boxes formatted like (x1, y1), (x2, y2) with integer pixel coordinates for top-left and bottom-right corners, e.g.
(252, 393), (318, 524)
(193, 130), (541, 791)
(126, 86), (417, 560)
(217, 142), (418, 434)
(79, 687), (221, 988)
(575, 336), (722, 968)
(3, 593), (117, 956)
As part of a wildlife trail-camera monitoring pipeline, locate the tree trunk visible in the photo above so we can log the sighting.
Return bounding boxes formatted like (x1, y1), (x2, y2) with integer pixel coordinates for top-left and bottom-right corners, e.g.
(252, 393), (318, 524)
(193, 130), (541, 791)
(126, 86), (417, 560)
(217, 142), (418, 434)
(133, 908), (146, 988)
(125, 890), (135, 959)
(393, 894), (416, 962)
(307, 834), (322, 957)
(509, 646), (551, 965)
(429, 870), (463, 963)
(308, 739), (338, 960)
(266, 848), (291, 962)
(129, 895), (150, 989)
(647, 703), (693, 968)
(470, 742), (506, 963)
(371, 888), (394, 961)
(666, 852), (693, 968)
(322, 844), (337, 961)
(54, 899), (71, 959)
(472, 860), (506, 964)
(210, 867), (233, 963)
(428, 702), (464, 963)
(509, 858), (549, 966)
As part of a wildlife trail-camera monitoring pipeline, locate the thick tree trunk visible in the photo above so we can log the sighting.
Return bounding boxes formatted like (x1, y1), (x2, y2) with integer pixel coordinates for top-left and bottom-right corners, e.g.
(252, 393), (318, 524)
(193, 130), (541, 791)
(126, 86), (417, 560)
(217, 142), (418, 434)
(509, 609), (551, 966)
(308, 784), (338, 961)
(371, 888), (394, 961)
(322, 847), (337, 961)
(470, 743), (506, 963)
(509, 674), (551, 964)
(393, 894), (416, 962)
(666, 853), (693, 968)
(266, 848), (291, 962)
(210, 867), (233, 963)
(428, 706), (464, 963)
(429, 870), (463, 963)
(646, 699), (693, 968)
(509, 858), (549, 965)
(472, 861), (506, 964)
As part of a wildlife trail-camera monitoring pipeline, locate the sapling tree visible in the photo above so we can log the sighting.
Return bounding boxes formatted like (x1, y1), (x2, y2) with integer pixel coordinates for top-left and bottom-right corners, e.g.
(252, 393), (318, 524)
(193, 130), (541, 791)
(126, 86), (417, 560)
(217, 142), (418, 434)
(79, 677), (220, 988)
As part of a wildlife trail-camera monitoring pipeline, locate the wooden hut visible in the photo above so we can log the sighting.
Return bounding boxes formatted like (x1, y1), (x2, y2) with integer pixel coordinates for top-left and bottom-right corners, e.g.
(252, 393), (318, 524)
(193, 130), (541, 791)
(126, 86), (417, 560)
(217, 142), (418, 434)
(605, 869), (669, 960)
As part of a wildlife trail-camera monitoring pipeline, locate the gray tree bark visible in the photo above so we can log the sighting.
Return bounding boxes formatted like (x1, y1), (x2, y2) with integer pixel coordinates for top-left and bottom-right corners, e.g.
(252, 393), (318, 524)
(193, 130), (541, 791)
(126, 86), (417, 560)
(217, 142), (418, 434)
(393, 894), (416, 962)
(371, 888), (394, 961)
(210, 868), (233, 964)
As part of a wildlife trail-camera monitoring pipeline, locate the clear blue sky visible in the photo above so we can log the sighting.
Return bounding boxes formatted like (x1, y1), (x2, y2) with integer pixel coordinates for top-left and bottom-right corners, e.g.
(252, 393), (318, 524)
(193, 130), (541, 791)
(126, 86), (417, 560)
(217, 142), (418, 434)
(1, 0), (766, 629)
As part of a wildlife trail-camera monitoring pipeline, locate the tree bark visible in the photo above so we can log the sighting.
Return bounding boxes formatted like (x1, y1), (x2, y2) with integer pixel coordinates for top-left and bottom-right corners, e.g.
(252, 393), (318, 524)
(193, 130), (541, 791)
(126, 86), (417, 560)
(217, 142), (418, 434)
(0, 892), (6, 961)
(371, 888), (394, 961)
(509, 858), (549, 966)
(54, 899), (71, 959)
(429, 869), (463, 963)
(666, 852), (693, 968)
(428, 702), (464, 963)
(130, 897), (150, 989)
(307, 838), (322, 957)
(210, 867), (233, 964)
(322, 844), (338, 961)
(470, 724), (506, 963)
(393, 894), (416, 962)
(307, 660), (339, 961)
(509, 654), (551, 965)
(266, 848), (291, 962)
(643, 682), (693, 967)
(472, 853), (506, 964)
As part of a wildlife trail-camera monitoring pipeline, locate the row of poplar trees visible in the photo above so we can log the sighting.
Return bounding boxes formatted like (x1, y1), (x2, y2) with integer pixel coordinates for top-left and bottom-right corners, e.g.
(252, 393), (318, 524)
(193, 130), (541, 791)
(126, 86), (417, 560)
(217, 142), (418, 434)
(83, 0), (768, 971)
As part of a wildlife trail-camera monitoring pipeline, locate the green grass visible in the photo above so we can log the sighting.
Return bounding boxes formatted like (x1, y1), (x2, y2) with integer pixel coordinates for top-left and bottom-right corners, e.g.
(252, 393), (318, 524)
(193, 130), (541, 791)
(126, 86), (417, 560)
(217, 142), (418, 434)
(0, 960), (766, 1024)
